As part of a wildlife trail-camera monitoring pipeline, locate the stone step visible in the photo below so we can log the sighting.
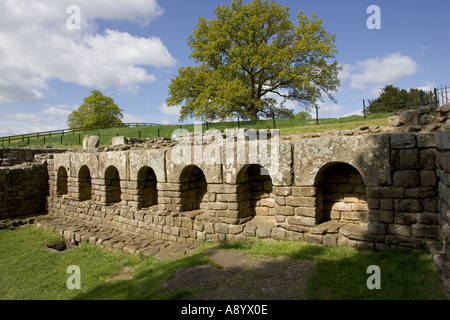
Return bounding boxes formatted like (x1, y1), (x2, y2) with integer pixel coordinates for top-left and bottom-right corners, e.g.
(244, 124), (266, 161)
(35, 215), (198, 260)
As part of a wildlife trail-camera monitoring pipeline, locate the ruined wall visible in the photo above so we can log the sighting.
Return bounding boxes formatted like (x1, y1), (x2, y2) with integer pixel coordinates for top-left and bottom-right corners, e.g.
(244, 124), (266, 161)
(46, 130), (443, 250)
(0, 147), (68, 166)
(436, 131), (450, 257)
(0, 162), (49, 219)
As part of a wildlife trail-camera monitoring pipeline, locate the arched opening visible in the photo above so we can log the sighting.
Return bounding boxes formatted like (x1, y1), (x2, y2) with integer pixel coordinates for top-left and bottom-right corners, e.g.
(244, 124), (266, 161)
(180, 165), (207, 212)
(137, 166), (158, 209)
(56, 166), (68, 196)
(316, 163), (368, 225)
(237, 164), (274, 219)
(78, 165), (92, 201)
(104, 166), (121, 204)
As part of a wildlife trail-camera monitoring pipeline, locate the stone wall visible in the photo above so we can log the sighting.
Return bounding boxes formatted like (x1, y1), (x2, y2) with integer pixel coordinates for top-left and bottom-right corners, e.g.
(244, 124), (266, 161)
(0, 162), (49, 219)
(45, 130), (444, 250)
(436, 131), (450, 257)
(0, 147), (68, 166)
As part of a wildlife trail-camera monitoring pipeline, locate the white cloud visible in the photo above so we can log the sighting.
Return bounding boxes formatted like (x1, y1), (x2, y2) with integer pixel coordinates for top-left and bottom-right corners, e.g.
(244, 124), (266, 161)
(0, 0), (175, 104)
(122, 113), (145, 123)
(308, 102), (343, 119)
(159, 119), (174, 125)
(341, 53), (418, 92)
(159, 103), (181, 118)
(0, 113), (58, 136)
(417, 82), (437, 92)
(318, 103), (343, 114)
(42, 105), (76, 117)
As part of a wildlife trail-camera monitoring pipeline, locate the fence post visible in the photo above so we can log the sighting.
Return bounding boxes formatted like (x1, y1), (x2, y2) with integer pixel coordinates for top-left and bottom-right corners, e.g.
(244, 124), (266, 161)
(363, 99), (366, 118)
(434, 88), (438, 107)
(157, 128), (160, 137)
(238, 117), (240, 128)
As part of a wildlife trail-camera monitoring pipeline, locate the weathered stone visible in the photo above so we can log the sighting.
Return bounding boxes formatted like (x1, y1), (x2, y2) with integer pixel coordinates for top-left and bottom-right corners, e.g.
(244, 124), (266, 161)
(390, 133), (416, 149)
(83, 135), (99, 149)
(393, 170), (419, 188)
(275, 206), (294, 216)
(287, 216), (316, 227)
(395, 199), (423, 213)
(111, 136), (128, 146)
(436, 131), (450, 150)
(411, 224), (438, 238)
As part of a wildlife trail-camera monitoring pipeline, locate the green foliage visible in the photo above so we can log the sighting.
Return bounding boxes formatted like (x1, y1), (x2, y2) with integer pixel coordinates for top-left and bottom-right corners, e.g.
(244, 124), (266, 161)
(67, 90), (123, 130)
(294, 111), (312, 120)
(259, 98), (295, 119)
(166, 0), (341, 121)
(367, 85), (435, 114)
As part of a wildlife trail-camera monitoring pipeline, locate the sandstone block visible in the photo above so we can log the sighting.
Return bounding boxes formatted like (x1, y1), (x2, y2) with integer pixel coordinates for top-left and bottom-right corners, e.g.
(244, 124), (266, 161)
(393, 170), (420, 188)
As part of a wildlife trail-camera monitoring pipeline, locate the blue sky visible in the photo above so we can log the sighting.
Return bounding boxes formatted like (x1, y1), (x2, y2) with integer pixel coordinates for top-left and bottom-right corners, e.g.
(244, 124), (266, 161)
(0, 0), (449, 136)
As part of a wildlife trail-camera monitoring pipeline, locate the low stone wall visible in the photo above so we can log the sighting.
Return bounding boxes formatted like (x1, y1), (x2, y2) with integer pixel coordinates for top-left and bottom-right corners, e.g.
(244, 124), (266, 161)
(45, 131), (443, 250)
(0, 162), (49, 219)
(0, 147), (68, 166)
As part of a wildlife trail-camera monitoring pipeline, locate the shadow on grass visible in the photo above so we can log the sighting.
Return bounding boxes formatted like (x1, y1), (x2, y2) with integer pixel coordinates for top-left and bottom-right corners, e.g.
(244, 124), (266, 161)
(71, 240), (447, 300)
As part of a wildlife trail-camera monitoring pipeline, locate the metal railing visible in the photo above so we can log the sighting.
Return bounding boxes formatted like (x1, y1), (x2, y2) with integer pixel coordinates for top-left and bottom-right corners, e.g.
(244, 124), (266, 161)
(435, 85), (450, 106)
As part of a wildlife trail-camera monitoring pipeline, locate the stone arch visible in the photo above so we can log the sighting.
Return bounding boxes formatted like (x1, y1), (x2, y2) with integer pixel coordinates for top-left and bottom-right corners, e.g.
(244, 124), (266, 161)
(78, 165), (92, 201)
(56, 166), (68, 196)
(315, 162), (368, 225)
(237, 164), (275, 219)
(179, 165), (207, 212)
(104, 166), (121, 204)
(137, 166), (158, 209)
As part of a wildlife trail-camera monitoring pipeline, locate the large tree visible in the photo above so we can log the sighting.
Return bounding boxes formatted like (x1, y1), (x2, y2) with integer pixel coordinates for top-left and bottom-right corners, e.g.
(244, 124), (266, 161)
(166, 0), (341, 121)
(67, 90), (123, 129)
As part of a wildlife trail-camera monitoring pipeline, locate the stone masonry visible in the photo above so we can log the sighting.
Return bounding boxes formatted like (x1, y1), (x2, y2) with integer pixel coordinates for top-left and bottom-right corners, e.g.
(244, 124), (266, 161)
(44, 129), (443, 252)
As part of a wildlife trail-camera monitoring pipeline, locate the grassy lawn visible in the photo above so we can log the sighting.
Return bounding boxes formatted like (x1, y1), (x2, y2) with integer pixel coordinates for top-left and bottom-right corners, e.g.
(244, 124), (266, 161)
(0, 225), (446, 300)
(1, 113), (392, 148)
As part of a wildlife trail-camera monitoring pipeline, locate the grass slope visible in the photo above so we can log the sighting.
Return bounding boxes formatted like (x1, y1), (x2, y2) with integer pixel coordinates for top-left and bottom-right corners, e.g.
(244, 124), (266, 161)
(0, 225), (445, 300)
(1, 113), (391, 148)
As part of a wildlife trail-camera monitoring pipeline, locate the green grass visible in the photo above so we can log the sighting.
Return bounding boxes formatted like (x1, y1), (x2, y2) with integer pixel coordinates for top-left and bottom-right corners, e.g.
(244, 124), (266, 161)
(1, 113), (392, 148)
(216, 240), (446, 300)
(0, 225), (446, 300)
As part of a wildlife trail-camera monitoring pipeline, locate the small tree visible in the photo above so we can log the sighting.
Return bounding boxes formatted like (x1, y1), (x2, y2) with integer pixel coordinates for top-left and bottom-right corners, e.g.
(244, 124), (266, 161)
(67, 90), (123, 129)
(294, 111), (312, 120)
(367, 85), (430, 114)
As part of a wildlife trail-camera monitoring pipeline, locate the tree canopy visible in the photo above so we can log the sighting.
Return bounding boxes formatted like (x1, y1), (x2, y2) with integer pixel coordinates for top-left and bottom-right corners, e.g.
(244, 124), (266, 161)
(166, 0), (341, 121)
(67, 90), (123, 129)
(367, 85), (434, 114)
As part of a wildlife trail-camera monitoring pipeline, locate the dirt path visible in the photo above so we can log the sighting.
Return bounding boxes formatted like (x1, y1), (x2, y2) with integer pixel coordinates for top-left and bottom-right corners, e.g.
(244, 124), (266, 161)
(160, 249), (317, 300)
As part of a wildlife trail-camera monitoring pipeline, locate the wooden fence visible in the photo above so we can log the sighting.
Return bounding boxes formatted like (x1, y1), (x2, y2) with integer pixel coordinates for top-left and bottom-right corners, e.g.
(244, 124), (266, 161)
(0, 122), (160, 146)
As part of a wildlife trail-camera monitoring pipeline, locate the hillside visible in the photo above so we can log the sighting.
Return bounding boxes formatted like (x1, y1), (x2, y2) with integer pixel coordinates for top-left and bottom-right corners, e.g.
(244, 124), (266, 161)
(1, 113), (392, 148)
